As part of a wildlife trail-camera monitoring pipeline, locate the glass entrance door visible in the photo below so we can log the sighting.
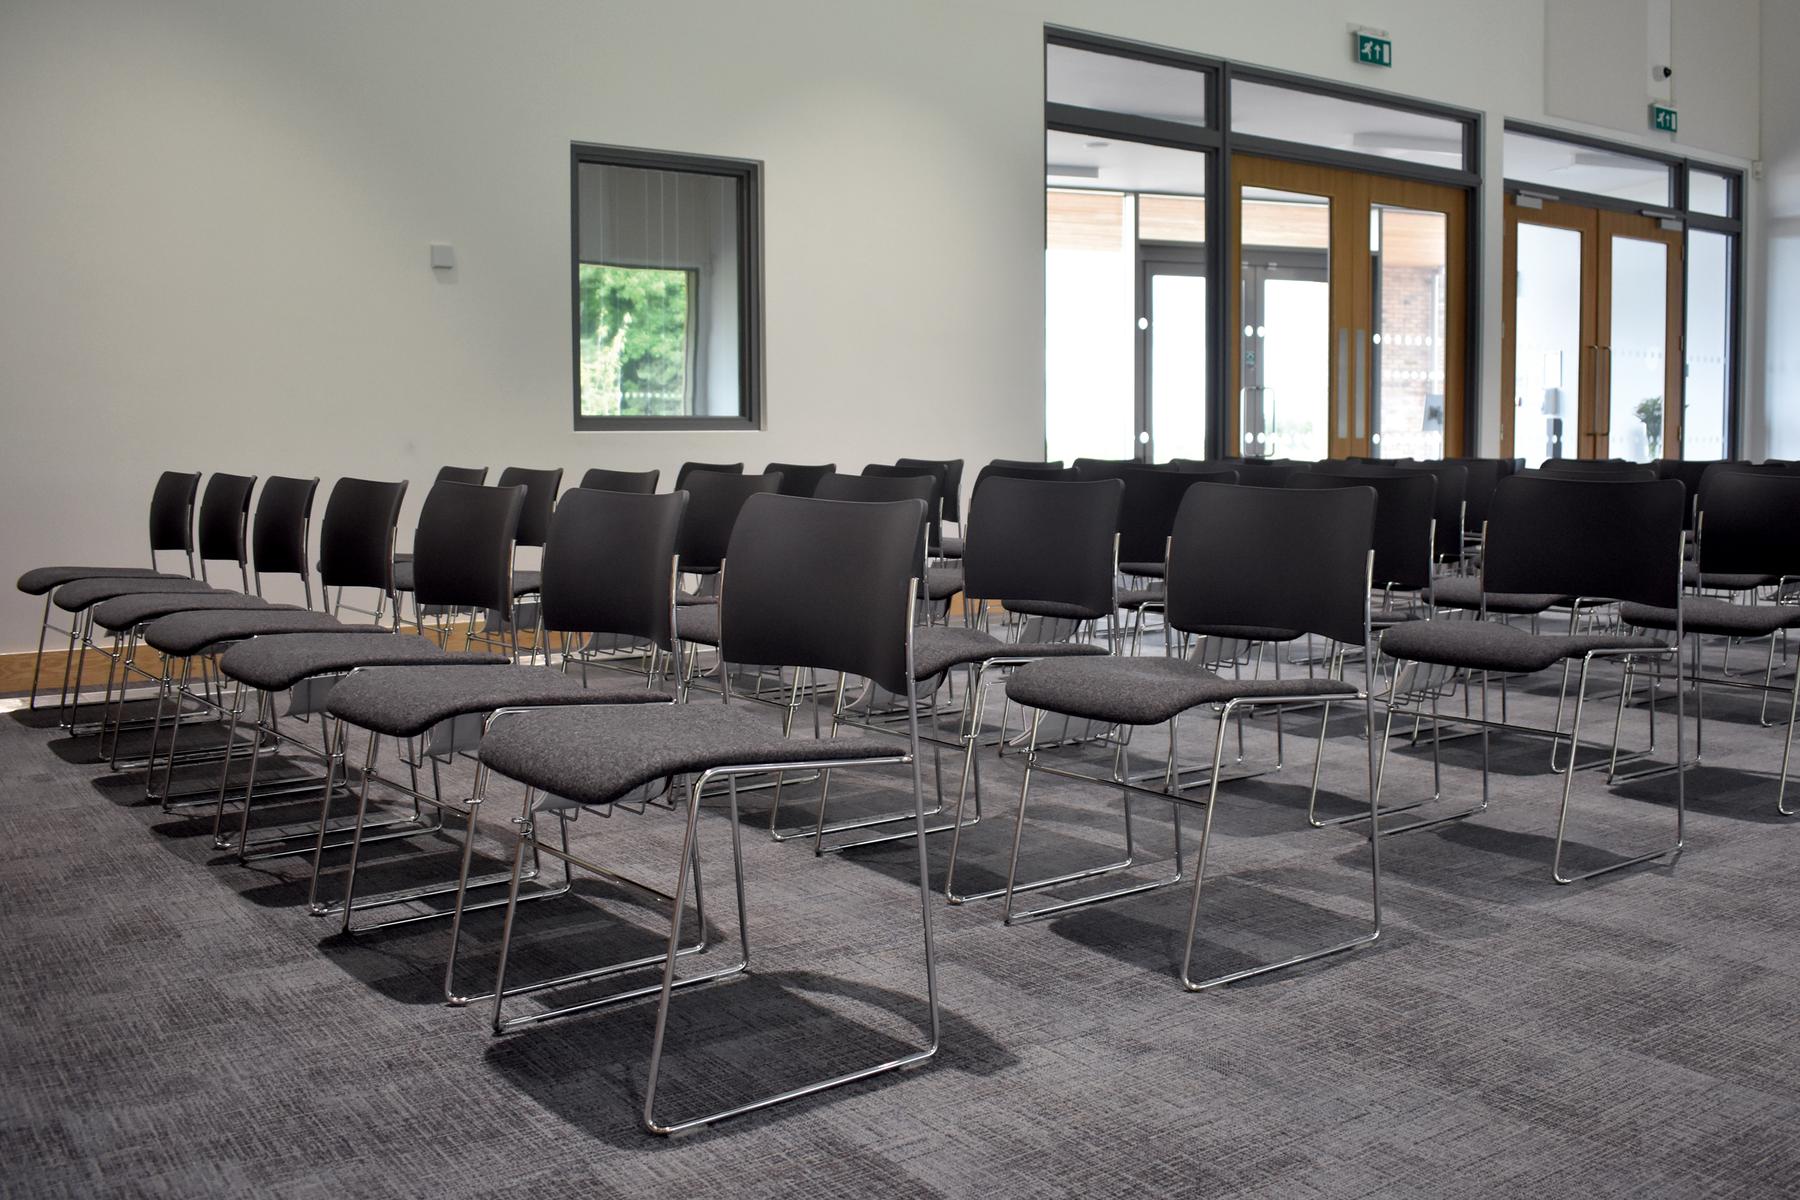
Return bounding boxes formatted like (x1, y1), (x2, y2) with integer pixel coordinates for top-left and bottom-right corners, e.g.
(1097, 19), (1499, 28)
(1231, 156), (1467, 460)
(1502, 197), (1682, 463)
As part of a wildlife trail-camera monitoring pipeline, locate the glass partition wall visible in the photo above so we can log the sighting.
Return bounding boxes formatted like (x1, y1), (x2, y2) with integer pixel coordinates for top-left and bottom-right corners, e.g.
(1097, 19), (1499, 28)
(1501, 124), (1744, 462)
(1044, 30), (1480, 463)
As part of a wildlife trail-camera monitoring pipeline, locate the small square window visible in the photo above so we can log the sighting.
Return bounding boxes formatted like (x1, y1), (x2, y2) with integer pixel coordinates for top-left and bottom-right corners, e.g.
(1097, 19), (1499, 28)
(571, 146), (762, 429)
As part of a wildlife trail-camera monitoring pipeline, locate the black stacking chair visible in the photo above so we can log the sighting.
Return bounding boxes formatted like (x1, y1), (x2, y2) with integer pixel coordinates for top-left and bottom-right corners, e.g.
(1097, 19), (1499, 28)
(393, 467), (489, 567)
(1655, 459), (1721, 531)
(579, 467), (660, 494)
(51, 473), (255, 728)
(473, 492), (939, 1134)
(991, 458), (1064, 469)
(1112, 466), (1239, 649)
(897, 457), (966, 554)
(1443, 456), (1511, 546)
(674, 461), (744, 490)
(992, 482), (1380, 990)
(762, 462), (837, 498)
(972, 463), (1079, 489)
(479, 467), (563, 645)
(1374, 475), (1684, 882)
(544, 488), (686, 680)
(1172, 457), (1295, 486)
(1687, 463), (1786, 594)
(319, 477), (409, 627)
(1533, 460), (1656, 480)
(869, 461), (950, 555)
(675, 470), (782, 609)
(1618, 469), (1800, 812)
(1330, 461), (1468, 570)
(1072, 457), (1138, 481)
(251, 476), (319, 607)
(16, 468), (201, 709)
(137, 605), (372, 808)
(294, 489), (684, 948)
(193, 473), (257, 591)
(1290, 468), (1437, 619)
(410, 481), (528, 654)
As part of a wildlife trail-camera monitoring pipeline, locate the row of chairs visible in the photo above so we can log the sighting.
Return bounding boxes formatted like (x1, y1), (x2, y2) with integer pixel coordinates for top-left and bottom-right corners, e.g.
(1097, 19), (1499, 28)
(18, 454), (1799, 1137)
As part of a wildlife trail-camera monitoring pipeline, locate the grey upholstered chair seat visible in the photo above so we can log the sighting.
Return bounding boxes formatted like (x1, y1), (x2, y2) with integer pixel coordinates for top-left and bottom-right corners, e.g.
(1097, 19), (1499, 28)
(511, 568), (542, 596)
(18, 566), (176, 595)
(675, 591), (718, 606)
(925, 566), (964, 601)
(1119, 560), (1166, 579)
(218, 632), (500, 692)
(911, 625), (1106, 680)
(1379, 618), (1666, 674)
(480, 701), (888, 811)
(143, 609), (369, 658)
(93, 592), (283, 634)
(938, 535), (963, 558)
(1007, 655), (1355, 726)
(1118, 585), (1165, 610)
(1681, 562), (1773, 591)
(325, 663), (668, 738)
(52, 575), (215, 613)
(1618, 596), (1800, 638)
(1429, 574), (1569, 615)
(675, 605), (719, 647)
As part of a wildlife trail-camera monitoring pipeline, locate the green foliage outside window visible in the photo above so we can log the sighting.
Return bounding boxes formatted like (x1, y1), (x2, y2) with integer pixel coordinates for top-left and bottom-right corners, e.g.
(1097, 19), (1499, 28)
(578, 264), (692, 416)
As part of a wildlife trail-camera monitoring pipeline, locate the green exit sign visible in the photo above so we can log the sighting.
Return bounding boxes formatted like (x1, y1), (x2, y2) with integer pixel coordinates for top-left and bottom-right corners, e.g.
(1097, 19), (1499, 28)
(1651, 103), (1678, 133)
(1355, 31), (1393, 67)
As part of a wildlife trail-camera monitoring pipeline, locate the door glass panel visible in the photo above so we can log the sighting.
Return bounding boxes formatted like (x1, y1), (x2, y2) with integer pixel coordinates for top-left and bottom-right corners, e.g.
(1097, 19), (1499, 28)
(1230, 80), (1467, 170)
(1149, 271), (1208, 460)
(1046, 43), (1208, 128)
(1046, 188), (1136, 463)
(1241, 188), (1329, 460)
(1690, 170), (1733, 218)
(1684, 230), (1732, 459)
(1513, 223), (1583, 465)
(1503, 131), (1673, 206)
(1370, 205), (1447, 459)
(1607, 236), (1669, 462)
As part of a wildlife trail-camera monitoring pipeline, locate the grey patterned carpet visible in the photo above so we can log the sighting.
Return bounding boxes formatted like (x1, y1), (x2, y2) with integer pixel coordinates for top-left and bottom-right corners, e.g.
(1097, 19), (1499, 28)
(3, 641), (1799, 1198)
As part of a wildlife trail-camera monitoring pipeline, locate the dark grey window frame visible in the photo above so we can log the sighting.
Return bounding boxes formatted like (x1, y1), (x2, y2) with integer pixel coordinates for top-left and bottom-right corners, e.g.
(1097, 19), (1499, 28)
(1045, 27), (1485, 459)
(1501, 119), (1746, 457)
(570, 142), (764, 432)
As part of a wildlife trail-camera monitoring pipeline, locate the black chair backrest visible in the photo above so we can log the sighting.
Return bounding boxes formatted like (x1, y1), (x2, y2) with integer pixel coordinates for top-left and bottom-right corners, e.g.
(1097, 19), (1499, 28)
(412, 481), (527, 614)
(196, 473), (257, 566)
(1117, 466), (1238, 567)
(679, 471), (782, 574)
(1443, 457), (1510, 533)
(1166, 482), (1375, 646)
(1172, 457), (1295, 486)
(1530, 461), (1656, 482)
(1697, 461), (1794, 520)
(579, 467), (660, 494)
(319, 477), (408, 593)
(149, 470), (202, 556)
(495, 467), (563, 549)
(540, 488), (683, 647)
(763, 463), (838, 498)
(898, 457), (965, 523)
(962, 477), (1123, 619)
(1073, 457), (1138, 481)
(1696, 470), (1800, 578)
(675, 461), (744, 490)
(721, 493), (925, 697)
(1288, 469), (1436, 592)
(990, 459), (1064, 469)
(973, 463), (1079, 492)
(815, 472), (936, 581)
(1655, 459), (1724, 529)
(437, 465), (489, 486)
(1308, 460), (1466, 562)
(252, 476), (318, 578)
(867, 463), (947, 552)
(1484, 476), (1684, 608)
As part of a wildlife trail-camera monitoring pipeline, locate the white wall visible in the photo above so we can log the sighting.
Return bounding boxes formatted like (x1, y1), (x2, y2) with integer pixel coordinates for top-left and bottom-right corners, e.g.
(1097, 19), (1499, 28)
(0, 0), (1767, 651)
(1756, 0), (1800, 459)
